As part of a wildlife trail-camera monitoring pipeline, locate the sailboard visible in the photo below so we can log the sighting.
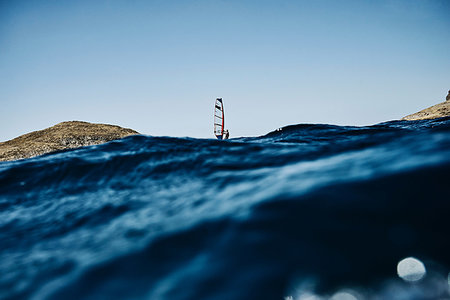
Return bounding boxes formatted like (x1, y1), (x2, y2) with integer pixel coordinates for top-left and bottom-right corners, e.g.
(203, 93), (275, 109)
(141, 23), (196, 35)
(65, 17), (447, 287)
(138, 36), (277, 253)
(214, 98), (224, 139)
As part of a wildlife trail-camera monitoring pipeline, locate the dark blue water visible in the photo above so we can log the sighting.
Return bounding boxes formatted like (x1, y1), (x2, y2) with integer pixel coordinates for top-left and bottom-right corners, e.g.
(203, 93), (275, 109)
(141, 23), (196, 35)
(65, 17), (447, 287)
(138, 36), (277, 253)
(1, 118), (450, 300)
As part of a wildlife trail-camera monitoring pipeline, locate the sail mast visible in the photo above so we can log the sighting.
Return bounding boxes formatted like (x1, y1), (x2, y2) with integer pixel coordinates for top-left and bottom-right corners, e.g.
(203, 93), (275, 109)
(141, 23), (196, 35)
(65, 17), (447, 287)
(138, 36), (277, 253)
(222, 99), (225, 136)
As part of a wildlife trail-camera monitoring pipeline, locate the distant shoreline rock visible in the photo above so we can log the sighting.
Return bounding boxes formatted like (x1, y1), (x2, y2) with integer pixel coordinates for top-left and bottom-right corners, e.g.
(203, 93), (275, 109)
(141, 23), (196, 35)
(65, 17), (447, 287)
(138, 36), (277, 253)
(402, 90), (450, 121)
(0, 121), (139, 162)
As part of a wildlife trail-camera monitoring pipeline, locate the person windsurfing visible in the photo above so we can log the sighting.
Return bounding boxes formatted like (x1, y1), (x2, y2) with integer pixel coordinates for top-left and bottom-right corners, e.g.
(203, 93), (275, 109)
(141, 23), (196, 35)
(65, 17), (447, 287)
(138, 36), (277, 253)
(214, 98), (230, 140)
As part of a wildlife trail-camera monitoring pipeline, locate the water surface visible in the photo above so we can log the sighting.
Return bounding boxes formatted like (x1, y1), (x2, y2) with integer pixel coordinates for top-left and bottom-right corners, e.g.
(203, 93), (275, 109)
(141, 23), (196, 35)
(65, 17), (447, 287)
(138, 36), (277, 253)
(1, 118), (450, 299)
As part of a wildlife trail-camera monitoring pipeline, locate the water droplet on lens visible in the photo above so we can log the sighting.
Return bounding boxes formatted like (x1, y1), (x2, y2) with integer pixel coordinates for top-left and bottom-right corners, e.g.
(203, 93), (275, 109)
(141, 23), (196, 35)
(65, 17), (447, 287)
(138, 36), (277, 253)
(397, 257), (426, 282)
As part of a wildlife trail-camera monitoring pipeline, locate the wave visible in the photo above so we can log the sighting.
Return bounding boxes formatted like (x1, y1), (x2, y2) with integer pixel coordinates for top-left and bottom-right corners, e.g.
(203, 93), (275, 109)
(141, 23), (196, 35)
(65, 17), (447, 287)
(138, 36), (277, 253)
(1, 118), (450, 299)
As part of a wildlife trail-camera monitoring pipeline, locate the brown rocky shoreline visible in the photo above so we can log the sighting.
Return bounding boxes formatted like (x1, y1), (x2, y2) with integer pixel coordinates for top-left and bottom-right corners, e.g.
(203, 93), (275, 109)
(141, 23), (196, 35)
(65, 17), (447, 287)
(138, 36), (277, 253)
(402, 90), (450, 121)
(0, 121), (139, 162)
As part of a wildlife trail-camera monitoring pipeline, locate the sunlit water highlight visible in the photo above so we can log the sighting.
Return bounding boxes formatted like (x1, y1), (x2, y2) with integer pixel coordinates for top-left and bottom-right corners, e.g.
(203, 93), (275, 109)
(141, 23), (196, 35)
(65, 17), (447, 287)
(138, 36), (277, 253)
(1, 118), (450, 299)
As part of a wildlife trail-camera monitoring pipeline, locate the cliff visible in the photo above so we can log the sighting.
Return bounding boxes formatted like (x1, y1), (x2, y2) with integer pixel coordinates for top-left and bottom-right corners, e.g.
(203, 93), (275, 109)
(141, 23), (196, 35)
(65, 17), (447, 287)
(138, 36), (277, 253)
(0, 121), (139, 162)
(402, 90), (450, 121)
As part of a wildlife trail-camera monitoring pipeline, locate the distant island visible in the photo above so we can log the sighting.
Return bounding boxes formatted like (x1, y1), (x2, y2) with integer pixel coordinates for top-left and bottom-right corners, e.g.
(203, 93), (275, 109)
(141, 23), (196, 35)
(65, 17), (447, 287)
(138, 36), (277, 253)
(402, 90), (450, 121)
(0, 121), (138, 162)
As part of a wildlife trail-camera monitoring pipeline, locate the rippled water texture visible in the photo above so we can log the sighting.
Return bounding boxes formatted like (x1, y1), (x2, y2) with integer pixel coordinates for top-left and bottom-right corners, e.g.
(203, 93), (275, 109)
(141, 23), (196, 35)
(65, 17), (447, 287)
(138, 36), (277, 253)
(1, 118), (450, 299)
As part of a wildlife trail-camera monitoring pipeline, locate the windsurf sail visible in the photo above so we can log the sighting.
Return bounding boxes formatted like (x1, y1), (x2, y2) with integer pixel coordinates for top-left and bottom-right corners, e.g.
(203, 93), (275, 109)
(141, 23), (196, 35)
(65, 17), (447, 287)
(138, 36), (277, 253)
(214, 98), (224, 139)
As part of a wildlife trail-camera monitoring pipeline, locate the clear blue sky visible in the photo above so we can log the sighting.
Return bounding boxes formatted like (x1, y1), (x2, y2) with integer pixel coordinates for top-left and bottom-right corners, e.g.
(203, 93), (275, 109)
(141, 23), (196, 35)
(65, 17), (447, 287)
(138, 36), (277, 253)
(1, 0), (449, 140)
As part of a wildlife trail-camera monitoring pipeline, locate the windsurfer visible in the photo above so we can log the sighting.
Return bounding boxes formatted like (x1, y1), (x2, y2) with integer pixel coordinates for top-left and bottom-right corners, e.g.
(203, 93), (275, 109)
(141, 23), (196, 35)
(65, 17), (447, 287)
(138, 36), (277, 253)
(214, 97), (229, 140)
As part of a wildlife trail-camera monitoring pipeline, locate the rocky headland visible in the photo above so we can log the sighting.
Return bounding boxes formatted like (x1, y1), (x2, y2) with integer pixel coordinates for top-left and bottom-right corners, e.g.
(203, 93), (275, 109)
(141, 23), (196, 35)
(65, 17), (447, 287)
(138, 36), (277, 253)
(0, 121), (139, 162)
(402, 90), (450, 121)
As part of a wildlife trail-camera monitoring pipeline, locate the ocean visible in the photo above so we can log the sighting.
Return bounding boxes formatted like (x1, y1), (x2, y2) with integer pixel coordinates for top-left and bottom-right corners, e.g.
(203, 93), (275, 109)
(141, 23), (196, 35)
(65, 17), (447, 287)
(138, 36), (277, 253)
(1, 117), (450, 300)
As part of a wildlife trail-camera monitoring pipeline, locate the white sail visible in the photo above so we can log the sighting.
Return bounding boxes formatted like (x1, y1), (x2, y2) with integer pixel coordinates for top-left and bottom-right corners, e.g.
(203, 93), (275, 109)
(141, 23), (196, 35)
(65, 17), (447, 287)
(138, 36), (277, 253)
(214, 98), (224, 139)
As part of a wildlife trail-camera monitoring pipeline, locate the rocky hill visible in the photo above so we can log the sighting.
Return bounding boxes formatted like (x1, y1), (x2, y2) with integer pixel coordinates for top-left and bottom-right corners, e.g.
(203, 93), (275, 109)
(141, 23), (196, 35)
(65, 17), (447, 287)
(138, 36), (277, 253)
(402, 90), (450, 121)
(0, 121), (139, 162)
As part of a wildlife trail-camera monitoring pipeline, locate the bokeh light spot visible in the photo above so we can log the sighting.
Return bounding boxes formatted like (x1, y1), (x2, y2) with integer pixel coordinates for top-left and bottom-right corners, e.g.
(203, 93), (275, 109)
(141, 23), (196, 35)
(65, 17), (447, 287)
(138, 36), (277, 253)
(330, 291), (358, 300)
(397, 257), (426, 282)
(297, 292), (323, 300)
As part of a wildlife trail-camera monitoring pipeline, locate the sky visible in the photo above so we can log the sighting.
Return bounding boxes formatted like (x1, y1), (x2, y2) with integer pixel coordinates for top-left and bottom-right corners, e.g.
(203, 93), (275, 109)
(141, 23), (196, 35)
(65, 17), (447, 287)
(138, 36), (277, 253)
(1, 0), (449, 140)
